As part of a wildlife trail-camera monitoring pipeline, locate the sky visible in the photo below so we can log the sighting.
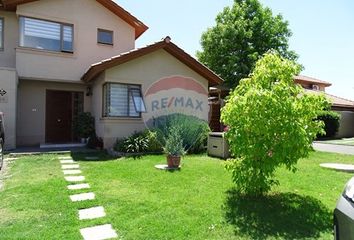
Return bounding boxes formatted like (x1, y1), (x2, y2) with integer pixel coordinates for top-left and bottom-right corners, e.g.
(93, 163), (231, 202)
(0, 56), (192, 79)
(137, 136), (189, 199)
(116, 0), (354, 101)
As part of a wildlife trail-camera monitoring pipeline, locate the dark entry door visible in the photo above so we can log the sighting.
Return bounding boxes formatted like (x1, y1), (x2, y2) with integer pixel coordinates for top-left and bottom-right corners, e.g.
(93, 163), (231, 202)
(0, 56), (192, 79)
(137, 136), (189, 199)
(46, 90), (73, 143)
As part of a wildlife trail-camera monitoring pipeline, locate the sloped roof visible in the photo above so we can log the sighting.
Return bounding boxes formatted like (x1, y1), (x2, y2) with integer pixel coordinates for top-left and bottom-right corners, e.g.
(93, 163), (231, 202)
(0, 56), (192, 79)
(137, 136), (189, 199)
(81, 37), (224, 86)
(0, 0), (148, 39)
(294, 75), (332, 87)
(305, 89), (354, 109)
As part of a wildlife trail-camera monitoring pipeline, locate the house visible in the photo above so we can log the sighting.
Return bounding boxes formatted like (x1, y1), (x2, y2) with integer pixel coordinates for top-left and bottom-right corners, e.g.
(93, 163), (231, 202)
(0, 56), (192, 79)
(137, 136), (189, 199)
(209, 75), (354, 138)
(294, 75), (354, 138)
(0, 0), (223, 150)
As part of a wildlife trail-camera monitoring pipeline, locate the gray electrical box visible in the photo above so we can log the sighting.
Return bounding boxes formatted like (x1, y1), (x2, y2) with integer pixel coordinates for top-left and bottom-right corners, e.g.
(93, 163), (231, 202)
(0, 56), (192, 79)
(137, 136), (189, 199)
(207, 132), (230, 159)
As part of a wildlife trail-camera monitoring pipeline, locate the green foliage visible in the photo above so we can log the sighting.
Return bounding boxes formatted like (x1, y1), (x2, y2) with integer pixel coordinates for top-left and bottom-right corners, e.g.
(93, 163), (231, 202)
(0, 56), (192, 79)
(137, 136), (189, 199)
(197, 0), (298, 89)
(143, 129), (163, 152)
(73, 112), (95, 138)
(87, 135), (103, 149)
(221, 52), (330, 195)
(163, 126), (186, 156)
(153, 113), (210, 154)
(316, 111), (340, 138)
(114, 130), (162, 154)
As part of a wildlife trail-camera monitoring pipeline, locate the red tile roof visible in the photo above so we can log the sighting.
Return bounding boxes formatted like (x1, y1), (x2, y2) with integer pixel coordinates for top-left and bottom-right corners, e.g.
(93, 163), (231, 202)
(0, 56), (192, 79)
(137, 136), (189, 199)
(81, 37), (224, 86)
(305, 89), (354, 109)
(294, 75), (332, 87)
(0, 0), (148, 39)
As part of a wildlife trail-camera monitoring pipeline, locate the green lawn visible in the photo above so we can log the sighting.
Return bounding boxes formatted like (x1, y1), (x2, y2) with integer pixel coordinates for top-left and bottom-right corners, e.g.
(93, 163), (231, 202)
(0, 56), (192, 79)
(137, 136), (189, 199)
(0, 151), (353, 239)
(319, 137), (354, 146)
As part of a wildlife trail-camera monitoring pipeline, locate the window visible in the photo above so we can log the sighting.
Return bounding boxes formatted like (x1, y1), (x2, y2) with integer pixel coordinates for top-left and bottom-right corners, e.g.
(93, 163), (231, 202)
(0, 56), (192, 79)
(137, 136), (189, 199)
(0, 17), (3, 50)
(97, 29), (113, 45)
(19, 16), (73, 52)
(103, 83), (146, 118)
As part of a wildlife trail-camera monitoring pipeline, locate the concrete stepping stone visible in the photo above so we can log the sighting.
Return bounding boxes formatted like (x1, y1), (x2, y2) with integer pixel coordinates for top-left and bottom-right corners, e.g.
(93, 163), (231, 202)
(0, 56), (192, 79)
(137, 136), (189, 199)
(65, 176), (85, 182)
(80, 224), (118, 240)
(67, 183), (90, 190)
(70, 192), (95, 202)
(58, 156), (73, 160)
(320, 163), (354, 172)
(60, 160), (75, 164)
(62, 164), (80, 169)
(63, 169), (82, 175)
(79, 206), (106, 220)
(85, 156), (99, 160)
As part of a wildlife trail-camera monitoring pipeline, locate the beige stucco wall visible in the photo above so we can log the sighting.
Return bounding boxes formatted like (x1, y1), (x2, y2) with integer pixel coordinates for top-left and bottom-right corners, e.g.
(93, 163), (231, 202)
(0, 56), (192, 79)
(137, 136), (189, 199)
(0, 11), (18, 68)
(0, 68), (18, 150)
(91, 49), (210, 148)
(16, 0), (136, 81)
(335, 111), (354, 138)
(17, 80), (91, 146)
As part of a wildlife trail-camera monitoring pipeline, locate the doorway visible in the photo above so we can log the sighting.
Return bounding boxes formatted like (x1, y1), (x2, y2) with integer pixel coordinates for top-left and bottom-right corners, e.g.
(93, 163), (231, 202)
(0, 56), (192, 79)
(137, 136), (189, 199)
(45, 90), (83, 143)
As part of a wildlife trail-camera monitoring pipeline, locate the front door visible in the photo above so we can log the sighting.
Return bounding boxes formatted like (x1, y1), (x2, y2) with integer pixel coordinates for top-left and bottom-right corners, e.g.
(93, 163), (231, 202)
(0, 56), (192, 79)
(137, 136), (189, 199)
(45, 90), (73, 143)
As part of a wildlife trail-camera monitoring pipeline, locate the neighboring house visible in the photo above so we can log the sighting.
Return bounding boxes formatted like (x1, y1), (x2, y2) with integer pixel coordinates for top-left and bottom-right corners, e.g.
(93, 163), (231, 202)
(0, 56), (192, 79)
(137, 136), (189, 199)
(0, 0), (222, 150)
(294, 75), (354, 138)
(209, 75), (354, 138)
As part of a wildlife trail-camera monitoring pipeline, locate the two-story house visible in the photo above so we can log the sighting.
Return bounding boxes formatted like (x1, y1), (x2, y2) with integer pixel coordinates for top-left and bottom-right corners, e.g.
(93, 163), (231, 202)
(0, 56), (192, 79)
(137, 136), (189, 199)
(0, 0), (223, 149)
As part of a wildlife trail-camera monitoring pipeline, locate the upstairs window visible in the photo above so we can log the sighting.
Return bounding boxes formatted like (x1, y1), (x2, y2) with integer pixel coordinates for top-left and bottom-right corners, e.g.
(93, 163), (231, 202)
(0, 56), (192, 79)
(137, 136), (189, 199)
(97, 29), (113, 45)
(19, 16), (73, 53)
(103, 83), (146, 118)
(0, 17), (3, 50)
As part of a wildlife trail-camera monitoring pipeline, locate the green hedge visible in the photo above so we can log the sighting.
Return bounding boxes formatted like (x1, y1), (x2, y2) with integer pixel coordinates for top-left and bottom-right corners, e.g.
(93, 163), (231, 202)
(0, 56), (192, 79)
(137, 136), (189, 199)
(317, 111), (340, 138)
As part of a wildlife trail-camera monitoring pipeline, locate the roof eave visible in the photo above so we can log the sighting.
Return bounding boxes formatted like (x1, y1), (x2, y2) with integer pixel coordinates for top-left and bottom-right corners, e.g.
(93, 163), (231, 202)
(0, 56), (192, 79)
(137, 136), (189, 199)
(82, 38), (224, 87)
(0, 0), (148, 39)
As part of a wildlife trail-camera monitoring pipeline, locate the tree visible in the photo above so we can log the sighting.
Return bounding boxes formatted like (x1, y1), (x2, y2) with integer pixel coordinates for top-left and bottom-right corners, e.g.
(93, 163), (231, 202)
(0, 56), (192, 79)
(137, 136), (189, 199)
(221, 52), (330, 195)
(197, 0), (298, 89)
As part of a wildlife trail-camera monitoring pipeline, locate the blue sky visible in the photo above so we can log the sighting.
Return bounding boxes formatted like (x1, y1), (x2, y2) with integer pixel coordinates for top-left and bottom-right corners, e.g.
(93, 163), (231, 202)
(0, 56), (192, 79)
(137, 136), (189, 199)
(116, 0), (354, 100)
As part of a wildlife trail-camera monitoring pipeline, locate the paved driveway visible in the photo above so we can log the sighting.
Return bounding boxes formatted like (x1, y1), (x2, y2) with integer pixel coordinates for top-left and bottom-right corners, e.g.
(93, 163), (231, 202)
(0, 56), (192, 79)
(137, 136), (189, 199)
(313, 142), (354, 155)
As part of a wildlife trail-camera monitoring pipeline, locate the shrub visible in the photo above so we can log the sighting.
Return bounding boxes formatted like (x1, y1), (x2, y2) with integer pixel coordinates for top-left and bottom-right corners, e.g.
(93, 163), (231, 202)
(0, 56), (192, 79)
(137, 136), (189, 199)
(114, 130), (162, 154)
(221, 52), (330, 196)
(316, 111), (340, 138)
(163, 126), (186, 156)
(73, 112), (95, 138)
(142, 130), (163, 153)
(152, 114), (210, 154)
(87, 135), (103, 149)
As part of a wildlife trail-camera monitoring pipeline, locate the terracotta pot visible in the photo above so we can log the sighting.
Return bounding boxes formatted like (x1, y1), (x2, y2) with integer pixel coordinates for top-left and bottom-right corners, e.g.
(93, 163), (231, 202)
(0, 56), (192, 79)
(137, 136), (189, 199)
(167, 155), (181, 168)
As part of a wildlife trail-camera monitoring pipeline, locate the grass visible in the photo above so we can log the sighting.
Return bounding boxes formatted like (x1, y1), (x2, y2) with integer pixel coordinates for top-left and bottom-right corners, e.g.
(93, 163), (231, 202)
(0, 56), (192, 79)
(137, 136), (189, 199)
(0, 151), (353, 239)
(319, 137), (354, 146)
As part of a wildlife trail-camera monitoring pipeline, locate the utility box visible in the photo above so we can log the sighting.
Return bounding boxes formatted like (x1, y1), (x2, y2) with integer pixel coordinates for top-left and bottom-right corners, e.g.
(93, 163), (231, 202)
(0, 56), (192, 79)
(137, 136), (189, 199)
(207, 132), (230, 159)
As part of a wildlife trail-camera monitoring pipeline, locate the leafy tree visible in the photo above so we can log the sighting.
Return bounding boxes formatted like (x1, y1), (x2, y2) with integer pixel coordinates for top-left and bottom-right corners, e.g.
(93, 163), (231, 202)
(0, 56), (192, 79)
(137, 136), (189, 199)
(197, 0), (297, 88)
(221, 52), (330, 195)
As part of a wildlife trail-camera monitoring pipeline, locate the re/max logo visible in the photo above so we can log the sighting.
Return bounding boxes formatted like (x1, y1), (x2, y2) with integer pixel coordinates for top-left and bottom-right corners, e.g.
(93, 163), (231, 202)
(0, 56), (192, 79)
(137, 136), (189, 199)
(151, 97), (203, 111)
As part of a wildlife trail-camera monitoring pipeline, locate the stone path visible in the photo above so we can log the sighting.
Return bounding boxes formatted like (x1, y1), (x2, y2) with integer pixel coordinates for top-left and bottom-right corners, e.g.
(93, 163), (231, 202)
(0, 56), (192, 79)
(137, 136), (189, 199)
(59, 156), (118, 240)
(80, 224), (118, 240)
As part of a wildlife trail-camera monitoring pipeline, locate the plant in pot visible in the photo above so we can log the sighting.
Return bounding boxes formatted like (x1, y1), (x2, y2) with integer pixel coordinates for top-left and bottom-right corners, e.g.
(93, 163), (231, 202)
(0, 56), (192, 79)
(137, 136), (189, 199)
(163, 126), (186, 168)
(73, 112), (95, 143)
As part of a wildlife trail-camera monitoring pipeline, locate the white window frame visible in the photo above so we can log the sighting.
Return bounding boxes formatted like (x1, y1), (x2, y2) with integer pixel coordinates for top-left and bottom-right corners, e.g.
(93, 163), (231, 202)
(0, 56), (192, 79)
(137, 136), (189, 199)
(103, 83), (146, 118)
(0, 17), (4, 51)
(19, 16), (74, 53)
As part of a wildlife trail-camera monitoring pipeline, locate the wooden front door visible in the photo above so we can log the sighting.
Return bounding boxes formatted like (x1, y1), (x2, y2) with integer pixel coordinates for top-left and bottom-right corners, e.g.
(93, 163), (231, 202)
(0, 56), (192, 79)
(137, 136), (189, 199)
(46, 90), (73, 143)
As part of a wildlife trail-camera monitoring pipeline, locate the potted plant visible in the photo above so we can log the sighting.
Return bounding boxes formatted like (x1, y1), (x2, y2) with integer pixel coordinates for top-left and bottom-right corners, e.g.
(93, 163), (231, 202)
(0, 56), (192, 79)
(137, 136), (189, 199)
(73, 112), (95, 143)
(163, 126), (186, 168)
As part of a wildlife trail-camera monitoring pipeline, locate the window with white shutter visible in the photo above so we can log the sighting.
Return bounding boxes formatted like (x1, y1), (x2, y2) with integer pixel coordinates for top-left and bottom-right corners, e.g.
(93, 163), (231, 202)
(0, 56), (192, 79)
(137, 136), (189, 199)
(103, 83), (146, 118)
(19, 16), (73, 52)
